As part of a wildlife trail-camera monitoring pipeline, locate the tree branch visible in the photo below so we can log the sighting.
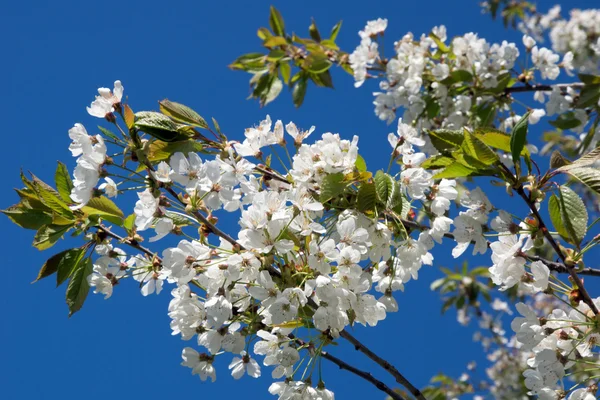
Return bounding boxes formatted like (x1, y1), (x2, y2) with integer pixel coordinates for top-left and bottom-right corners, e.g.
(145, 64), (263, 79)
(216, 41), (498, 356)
(320, 350), (407, 400)
(515, 186), (599, 314)
(400, 216), (600, 278)
(97, 224), (158, 260)
(290, 334), (407, 400)
(339, 330), (426, 400)
(504, 82), (585, 94)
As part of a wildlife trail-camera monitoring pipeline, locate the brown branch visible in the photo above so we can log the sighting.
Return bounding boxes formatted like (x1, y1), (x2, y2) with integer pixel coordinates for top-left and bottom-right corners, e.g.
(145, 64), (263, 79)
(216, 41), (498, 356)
(320, 350), (407, 400)
(290, 334), (407, 400)
(97, 224), (158, 260)
(515, 186), (599, 314)
(400, 216), (600, 278)
(339, 330), (426, 400)
(504, 82), (585, 94)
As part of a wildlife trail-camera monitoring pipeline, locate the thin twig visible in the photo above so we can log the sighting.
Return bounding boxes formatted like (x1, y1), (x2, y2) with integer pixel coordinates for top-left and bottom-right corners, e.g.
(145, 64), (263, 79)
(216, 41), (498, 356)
(515, 186), (599, 315)
(400, 216), (600, 278)
(320, 350), (407, 400)
(504, 82), (585, 94)
(339, 331), (426, 400)
(97, 224), (158, 260)
(290, 334), (407, 400)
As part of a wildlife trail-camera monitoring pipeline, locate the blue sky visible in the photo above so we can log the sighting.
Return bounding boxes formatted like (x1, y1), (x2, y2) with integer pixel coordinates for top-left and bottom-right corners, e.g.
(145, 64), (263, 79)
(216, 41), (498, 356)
(2, 1), (600, 399)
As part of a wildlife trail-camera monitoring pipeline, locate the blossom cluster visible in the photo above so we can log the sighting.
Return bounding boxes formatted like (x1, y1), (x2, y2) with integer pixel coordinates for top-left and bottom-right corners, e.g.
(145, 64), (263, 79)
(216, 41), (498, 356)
(348, 15), (599, 151)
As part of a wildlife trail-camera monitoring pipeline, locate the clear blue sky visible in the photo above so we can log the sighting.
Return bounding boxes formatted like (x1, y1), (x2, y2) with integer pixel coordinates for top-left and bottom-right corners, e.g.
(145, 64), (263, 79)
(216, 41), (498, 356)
(2, 1), (599, 399)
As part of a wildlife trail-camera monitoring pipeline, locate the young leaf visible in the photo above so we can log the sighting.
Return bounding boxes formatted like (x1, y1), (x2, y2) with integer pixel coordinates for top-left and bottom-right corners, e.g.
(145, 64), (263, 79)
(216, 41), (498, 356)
(561, 167), (600, 195)
(548, 194), (570, 241)
(124, 104), (135, 129)
(509, 111), (531, 167)
(134, 111), (189, 142)
(355, 154), (367, 173)
(356, 182), (377, 214)
(269, 6), (285, 37)
(462, 129), (499, 165)
(292, 77), (308, 108)
(66, 257), (93, 317)
(319, 173), (346, 203)
(329, 21), (342, 41)
(433, 162), (477, 179)
(55, 162), (74, 203)
(35, 248), (82, 282)
(83, 196), (124, 225)
(2, 206), (52, 230)
(374, 171), (394, 204)
(427, 129), (463, 152)
(56, 248), (87, 286)
(159, 100), (209, 129)
(558, 186), (588, 247)
(33, 224), (72, 250)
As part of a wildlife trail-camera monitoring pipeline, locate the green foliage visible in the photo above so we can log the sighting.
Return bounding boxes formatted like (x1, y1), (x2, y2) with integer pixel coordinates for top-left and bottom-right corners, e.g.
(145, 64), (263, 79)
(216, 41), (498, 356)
(509, 111), (530, 170)
(134, 111), (191, 142)
(159, 99), (209, 129)
(231, 6), (348, 107)
(66, 257), (93, 317)
(558, 186), (588, 248)
(82, 196), (124, 226)
(319, 173), (347, 203)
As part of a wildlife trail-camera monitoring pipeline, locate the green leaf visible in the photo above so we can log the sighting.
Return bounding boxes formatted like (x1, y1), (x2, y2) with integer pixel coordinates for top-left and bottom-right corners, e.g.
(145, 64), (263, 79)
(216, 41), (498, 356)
(2, 206), (52, 230)
(159, 100), (209, 129)
(319, 173), (346, 203)
(309, 19), (321, 42)
(510, 111), (531, 168)
(433, 162), (477, 179)
(355, 154), (367, 173)
(36, 248), (82, 282)
(387, 181), (403, 211)
(55, 162), (74, 203)
(269, 6), (285, 37)
(462, 129), (499, 165)
(257, 27), (272, 41)
(549, 112), (582, 130)
(66, 257), (93, 317)
(450, 70), (473, 82)
(421, 155), (455, 170)
(558, 145), (600, 171)
(82, 196), (124, 226)
(55, 248), (87, 286)
(229, 52), (266, 72)
(548, 194), (570, 241)
(280, 62), (291, 84)
(303, 54), (332, 74)
(427, 129), (463, 152)
(579, 74), (600, 85)
(33, 224), (72, 250)
(576, 84), (600, 109)
(123, 213), (136, 232)
(374, 171), (394, 204)
(134, 111), (190, 142)
(148, 139), (205, 163)
(264, 77), (283, 106)
(356, 182), (377, 214)
(474, 128), (528, 156)
(549, 150), (571, 169)
(329, 21), (342, 41)
(263, 36), (288, 48)
(292, 77), (308, 108)
(32, 179), (74, 220)
(98, 126), (119, 141)
(428, 32), (449, 53)
(558, 186), (588, 247)
(561, 167), (600, 195)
